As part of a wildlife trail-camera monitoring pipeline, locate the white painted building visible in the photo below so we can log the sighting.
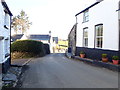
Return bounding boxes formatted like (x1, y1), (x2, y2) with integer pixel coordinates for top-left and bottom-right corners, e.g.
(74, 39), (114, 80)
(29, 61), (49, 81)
(21, 34), (56, 53)
(75, 0), (120, 61)
(0, 0), (12, 73)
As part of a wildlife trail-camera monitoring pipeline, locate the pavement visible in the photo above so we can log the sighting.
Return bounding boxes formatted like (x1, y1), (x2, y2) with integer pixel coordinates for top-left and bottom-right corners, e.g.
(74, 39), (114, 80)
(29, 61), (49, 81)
(65, 52), (120, 72)
(0, 74), (2, 90)
(11, 58), (32, 66)
(1, 58), (32, 89)
(21, 53), (118, 88)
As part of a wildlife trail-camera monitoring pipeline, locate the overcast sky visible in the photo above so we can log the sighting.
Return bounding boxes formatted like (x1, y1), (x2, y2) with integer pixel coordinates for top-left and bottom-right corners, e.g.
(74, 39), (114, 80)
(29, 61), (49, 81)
(6, 0), (96, 39)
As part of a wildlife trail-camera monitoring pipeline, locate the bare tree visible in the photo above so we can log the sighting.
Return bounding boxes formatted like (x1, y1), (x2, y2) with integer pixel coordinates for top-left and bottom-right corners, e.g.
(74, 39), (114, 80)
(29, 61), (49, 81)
(12, 10), (32, 34)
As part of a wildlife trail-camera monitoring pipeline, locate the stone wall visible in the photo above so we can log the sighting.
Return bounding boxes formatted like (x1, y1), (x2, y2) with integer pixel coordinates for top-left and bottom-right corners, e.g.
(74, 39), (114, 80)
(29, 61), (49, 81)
(76, 47), (119, 62)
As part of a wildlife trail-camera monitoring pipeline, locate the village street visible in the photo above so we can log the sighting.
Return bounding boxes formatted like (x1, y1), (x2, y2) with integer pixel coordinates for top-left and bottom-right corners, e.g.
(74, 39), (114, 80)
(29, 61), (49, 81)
(21, 53), (118, 88)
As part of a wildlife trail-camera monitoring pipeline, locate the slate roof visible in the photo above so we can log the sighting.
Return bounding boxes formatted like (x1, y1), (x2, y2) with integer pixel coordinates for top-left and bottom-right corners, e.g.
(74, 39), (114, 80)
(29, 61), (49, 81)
(28, 34), (50, 41)
(1, 0), (13, 16)
(11, 34), (24, 42)
(75, 2), (100, 16)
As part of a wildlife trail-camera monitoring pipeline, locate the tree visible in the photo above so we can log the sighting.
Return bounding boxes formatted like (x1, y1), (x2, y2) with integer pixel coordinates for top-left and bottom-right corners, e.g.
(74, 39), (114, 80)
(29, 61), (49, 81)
(12, 10), (32, 34)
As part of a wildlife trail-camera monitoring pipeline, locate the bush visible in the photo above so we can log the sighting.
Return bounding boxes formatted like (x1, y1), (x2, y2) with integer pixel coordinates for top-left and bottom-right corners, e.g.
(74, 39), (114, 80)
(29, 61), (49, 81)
(11, 40), (45, 57)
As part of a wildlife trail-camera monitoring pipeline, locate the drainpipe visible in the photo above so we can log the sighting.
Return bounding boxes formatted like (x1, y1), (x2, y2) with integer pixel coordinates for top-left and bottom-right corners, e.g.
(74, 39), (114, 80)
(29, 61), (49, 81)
(118, 9), (120, 55)
(75, 16), (78, 56)
(75, 16), (77, 24)
(119, 19), (120, 55)
(10, 16), (12, 66)
(116, 9), (120, 59)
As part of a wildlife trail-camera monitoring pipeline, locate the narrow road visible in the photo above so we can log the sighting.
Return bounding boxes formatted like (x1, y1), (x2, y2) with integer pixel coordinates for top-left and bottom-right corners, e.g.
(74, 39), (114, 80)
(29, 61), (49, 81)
(21, 53), (118, 88)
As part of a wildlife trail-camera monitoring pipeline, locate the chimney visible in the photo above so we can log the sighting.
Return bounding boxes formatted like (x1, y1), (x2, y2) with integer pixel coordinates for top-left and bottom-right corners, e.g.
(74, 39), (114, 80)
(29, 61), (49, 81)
(49, 31), (51, 36)
(1, 0), (5, 2)
(96, 0), (103, 2)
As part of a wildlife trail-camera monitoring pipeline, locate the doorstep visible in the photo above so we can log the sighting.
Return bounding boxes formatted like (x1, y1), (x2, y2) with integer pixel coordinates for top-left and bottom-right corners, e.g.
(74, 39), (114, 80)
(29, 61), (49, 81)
(72, 56), (120, 72)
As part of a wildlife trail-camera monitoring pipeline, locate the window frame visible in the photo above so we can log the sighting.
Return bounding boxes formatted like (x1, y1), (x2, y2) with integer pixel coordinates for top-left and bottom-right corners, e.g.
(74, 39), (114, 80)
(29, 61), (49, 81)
(94, 24), (103, 49)
(4, 12), (10, 29)
(83, 10), (89, 23)
(83, 27), (88, 47)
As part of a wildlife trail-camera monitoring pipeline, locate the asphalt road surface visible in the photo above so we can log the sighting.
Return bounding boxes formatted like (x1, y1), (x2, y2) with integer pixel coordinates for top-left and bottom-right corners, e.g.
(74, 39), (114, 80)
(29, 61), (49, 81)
(21, 53), (119, 88)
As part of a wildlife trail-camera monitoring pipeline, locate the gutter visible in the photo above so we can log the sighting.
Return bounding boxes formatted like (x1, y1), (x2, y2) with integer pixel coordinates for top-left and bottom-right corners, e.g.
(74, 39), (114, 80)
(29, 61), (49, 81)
(75, 1), (103, 32)
(116, 9), (120, 11)
(1, 1), (13, 16)
(75, 2), (100, 16)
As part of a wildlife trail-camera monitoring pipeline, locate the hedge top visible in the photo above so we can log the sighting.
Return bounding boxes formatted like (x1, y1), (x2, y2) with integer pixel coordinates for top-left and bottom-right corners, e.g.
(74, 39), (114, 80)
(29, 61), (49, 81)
(11, 40), (45, 55)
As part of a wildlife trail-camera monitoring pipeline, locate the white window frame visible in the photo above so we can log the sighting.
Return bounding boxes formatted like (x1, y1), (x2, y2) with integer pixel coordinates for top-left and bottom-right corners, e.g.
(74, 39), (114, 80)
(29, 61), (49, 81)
(4, 13), (9, 29)
(83, 27), (88, 47)
(83, 10), (89, 23)
(95, 24), (103, 49)
(4, 39), (8, 55)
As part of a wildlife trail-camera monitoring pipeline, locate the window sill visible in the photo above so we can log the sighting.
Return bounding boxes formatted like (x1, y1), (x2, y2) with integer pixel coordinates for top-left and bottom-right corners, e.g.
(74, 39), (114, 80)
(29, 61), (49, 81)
(82, 20), (89, 24)
(5, 53), (10, 58)
(0, 36), (4, 40)
(83, 46), (88, 48)
(4, 25), (9, 29)
(94, 47), (103, 50)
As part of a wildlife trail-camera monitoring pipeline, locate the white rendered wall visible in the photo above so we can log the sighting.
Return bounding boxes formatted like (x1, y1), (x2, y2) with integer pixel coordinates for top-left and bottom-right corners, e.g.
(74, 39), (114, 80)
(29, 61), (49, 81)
(118, 10), (120, 19)
(76, 0), (119, 51)
(0, 3), (4, 63)
(0, 3), (10, 63)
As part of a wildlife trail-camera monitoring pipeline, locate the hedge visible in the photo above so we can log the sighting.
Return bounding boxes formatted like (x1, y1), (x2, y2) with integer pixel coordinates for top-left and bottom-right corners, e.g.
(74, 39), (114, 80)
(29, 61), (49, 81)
(11, 40), (46, 56)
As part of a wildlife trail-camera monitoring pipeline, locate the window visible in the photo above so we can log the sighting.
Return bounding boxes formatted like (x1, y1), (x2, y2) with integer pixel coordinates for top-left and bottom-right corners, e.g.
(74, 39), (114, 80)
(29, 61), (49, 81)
(95, 24), (103, 48)
(0, 40), (2, 63)
(4, 39), (8, 55)
(83, 28), (88, 47)
(4, 13), (9, 29)
(83, 10), (89, 22)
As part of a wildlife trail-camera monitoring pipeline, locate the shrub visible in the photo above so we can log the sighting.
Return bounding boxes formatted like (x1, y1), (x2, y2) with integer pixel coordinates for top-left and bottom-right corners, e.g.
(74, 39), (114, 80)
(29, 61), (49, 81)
(11, 40), (45, 56)
(112, 56), (119, 60)
(102, 54), (107, 58)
